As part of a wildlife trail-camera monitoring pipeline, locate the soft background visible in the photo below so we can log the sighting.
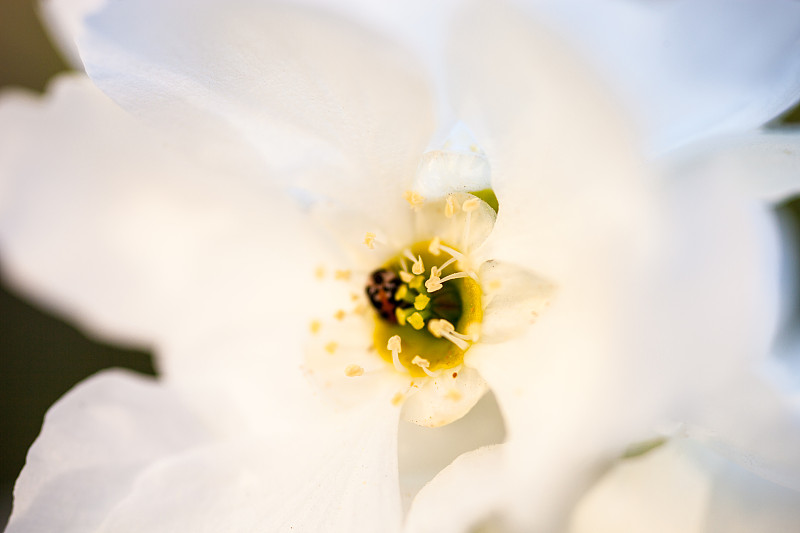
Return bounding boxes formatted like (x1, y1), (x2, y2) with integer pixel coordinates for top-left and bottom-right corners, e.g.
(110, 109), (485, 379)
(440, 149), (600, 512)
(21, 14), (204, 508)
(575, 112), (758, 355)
(0, 1), (154, 527)
(0, 0), (798, 530)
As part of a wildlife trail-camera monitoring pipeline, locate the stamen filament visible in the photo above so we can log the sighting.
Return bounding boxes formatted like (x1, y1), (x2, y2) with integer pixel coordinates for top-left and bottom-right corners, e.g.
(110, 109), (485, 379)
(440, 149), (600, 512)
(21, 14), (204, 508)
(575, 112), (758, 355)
(412, 356), (439, 377)
(388, 335), (404, 372)
(461, 197), (480, 250)
(438, 243), (464, 261)
(428, 319), (471, 350)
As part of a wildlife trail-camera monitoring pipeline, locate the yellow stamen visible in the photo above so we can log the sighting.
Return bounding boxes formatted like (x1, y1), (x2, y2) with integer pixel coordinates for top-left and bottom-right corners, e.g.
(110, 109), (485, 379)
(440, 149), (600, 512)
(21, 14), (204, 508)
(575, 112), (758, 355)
(409, 276), (424, 292)
(334, 269), (351, 281)
(404, 190), (425, 209)
(399, 271), (414, 283)
(325, 342), (338, 354)
(364, 231), (376, 249)
(407, 312), (425, 330)
(414, 294), (430, 311)
(412, 257), (425, 275)
(445, 194), (459, 218)
(428, 236), (442, 256)
(388, 335), (404, 372)
(462, 197), (480, 212)
(395, 284), (409, 301)
(333, 309), (346, 321)
(412, 355), (439, 377)
(395, 307), (408, 326)
(310, 320), (321, 334)
(344, 364), (364, 377)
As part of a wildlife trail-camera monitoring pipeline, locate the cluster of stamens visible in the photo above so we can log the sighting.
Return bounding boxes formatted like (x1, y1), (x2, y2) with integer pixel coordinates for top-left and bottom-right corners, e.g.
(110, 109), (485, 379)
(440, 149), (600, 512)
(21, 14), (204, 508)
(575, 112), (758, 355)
(311, 191), (486, 381)
(360, 192), (483, 376)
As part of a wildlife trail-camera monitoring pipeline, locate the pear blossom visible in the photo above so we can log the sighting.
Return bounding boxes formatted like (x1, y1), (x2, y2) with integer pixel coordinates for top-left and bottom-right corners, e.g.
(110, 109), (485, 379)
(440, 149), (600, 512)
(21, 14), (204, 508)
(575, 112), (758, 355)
(2, 0), (800, 532)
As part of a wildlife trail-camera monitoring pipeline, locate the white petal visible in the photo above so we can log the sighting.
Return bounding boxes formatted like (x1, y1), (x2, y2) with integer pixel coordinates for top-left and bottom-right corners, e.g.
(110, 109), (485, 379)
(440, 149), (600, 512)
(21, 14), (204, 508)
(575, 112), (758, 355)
(704, 443), (800, 533)
(525, 0), (800, 152)
(94, 404), (403, 533)
(477, 260), (556, 343)
(6, 370), (210, 533)
(0, 75), (318, 353)
(39, 0), (104, 68)
(569, 442), (714, 533)
(570, 440), (800, 533)
(401, 365), (488, 428)
(413, 125), (492, 200)
(405, 445), (509, 533)
(685, 375), (800, 492)
(398, 392), (505, 510)
(448, 1), (659, 284)
(413, 192), (497, 260)
(666, 129), (800, 203)
(79, 0), (435, 222)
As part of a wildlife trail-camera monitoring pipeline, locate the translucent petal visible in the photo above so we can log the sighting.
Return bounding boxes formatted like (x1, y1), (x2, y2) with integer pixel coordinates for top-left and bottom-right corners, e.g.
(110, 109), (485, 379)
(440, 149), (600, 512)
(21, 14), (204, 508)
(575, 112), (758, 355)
(525, 0), (800, 152)
(6, 370), (210, 533)
(79, 0), (435, 223)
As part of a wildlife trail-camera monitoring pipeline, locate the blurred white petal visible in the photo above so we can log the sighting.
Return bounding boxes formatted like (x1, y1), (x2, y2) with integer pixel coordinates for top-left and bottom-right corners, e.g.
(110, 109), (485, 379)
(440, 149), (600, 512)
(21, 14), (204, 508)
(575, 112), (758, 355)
(526, 0), (800, 153)
(6, 370), (210, 533)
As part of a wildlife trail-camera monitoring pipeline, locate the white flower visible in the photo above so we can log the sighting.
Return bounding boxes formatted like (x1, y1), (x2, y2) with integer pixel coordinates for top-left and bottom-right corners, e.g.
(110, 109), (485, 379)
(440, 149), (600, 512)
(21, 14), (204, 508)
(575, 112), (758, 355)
(2, 0), (800, 532)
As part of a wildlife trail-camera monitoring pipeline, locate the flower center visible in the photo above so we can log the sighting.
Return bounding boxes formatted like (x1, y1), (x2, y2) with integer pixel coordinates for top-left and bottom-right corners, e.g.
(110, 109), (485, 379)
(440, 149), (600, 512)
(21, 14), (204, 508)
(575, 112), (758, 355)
(366, 239), (483, 377)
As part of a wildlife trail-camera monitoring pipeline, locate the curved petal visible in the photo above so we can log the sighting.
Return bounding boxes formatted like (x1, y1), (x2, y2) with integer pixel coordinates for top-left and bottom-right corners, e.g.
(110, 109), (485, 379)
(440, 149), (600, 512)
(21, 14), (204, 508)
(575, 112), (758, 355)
(405, 445), (510, 533)
(666, 129), (800, 203)
(477, 260), (555, 344)
(398, 392), (505, 510)
(448, 0), (659, 285)
(39, 0), (104, 68)
(569, 442), (712, 533)
(6, 370), (210, 533)
(93, 404), (403, 533)
(524, 0), (800, 153)
(0, 74), (321, 354)
(570, 440), (800, 533)
(79, 0), (436, 222)
(685, 374), (800, 492)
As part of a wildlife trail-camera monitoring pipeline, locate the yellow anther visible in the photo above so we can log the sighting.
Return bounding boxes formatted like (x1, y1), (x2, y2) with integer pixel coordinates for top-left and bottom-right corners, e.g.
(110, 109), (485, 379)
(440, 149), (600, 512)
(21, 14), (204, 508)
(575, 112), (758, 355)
(314, 265), (325, 279)
(388, 335), (404, 372)
(411, 257), (425, 275)
(387, 335), (402, 353)
(364, 232), (376, 249)
(412, 355), (439, 377)
(399, 271), (414, 283)
(407, 312), (425, 330)
(395, 285), (408, 301)
(309, 320), (321, 335)
(354, 303), (367, 315)
(344, 364), (364, 377)
(428, 236), (442, 256)
(412, 355), (430, 368)
(333, 309), (346, 321)
(391, 392), (405, 406)
(414, 293), (430, 311)
(325, 342), (338, 354)
(404, 190), (425, 209)
(445, 194), (459, 218)
(350, 292), (360, 301)
(428, 318), (453, 337)
(395, 307), (407, 326)
(334, 269), (351, 280)
(425, 275), (443, 293)
(462, 197), (481, 212)
(409, 276), (424, 291)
